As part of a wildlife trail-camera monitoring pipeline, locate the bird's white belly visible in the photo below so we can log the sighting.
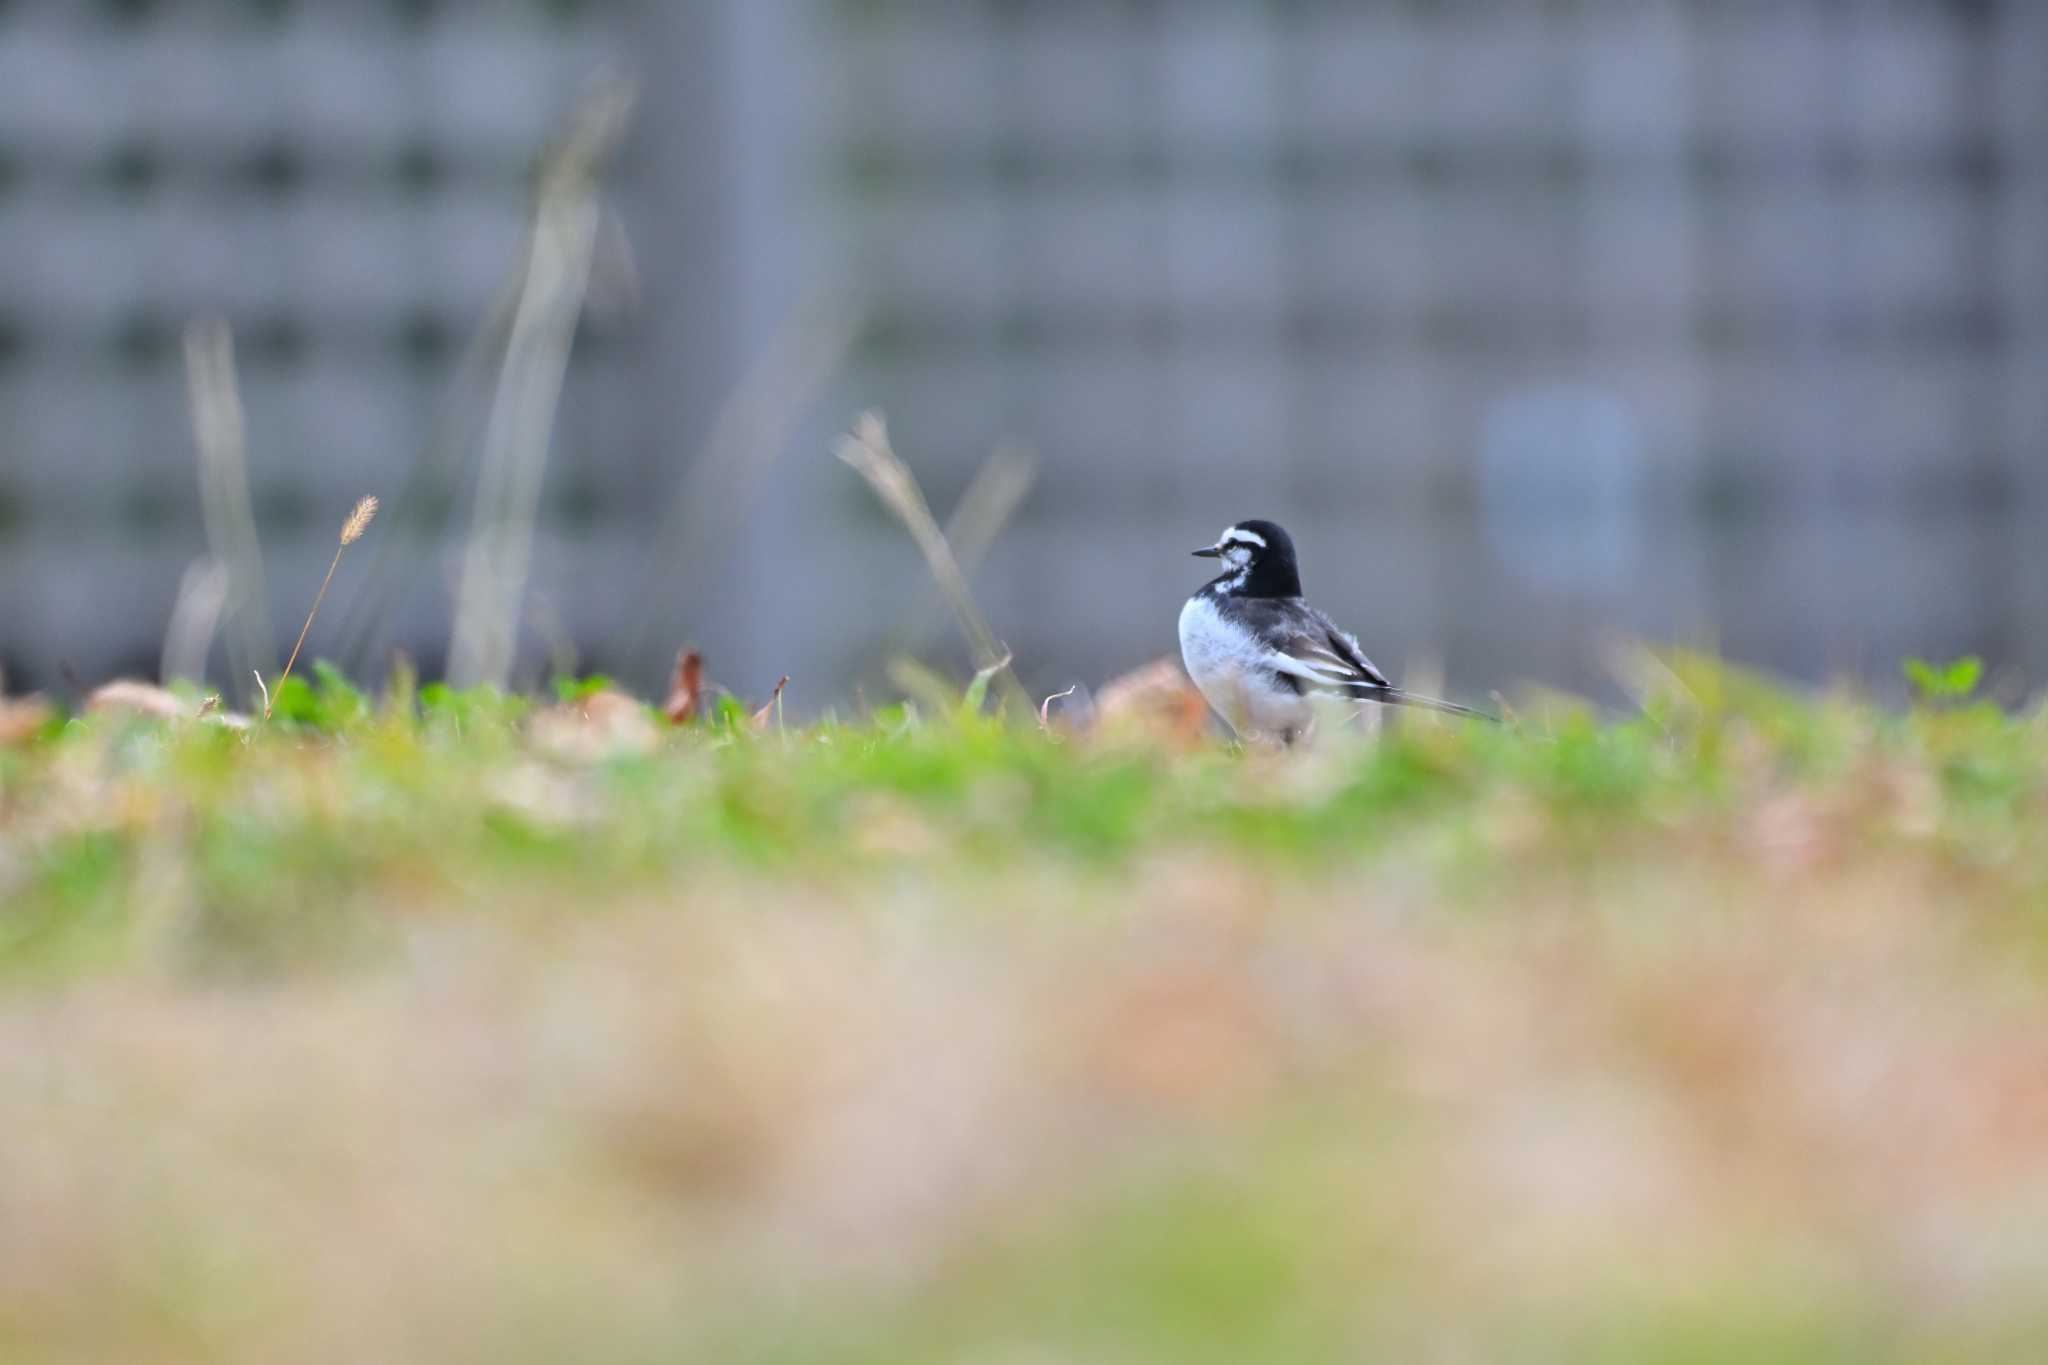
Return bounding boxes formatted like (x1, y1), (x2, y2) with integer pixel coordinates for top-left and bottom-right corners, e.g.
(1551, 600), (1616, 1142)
(1177, 595), (1313, 739)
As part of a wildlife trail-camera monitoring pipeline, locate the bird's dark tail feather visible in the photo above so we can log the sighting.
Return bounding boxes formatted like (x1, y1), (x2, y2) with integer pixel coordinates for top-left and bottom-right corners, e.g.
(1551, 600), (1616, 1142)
(1345, 684), (1497, 722)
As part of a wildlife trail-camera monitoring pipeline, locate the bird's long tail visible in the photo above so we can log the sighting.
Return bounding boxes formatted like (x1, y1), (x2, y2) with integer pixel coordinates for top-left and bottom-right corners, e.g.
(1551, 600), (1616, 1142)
(1346, 685), (1498, 722)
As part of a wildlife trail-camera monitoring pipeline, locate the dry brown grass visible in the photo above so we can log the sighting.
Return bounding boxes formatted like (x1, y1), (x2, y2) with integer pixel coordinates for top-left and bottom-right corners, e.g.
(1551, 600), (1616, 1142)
(4, 851), (2048, 1360)
(837, 413), (1026, 712)
(268, 496), (378, 717)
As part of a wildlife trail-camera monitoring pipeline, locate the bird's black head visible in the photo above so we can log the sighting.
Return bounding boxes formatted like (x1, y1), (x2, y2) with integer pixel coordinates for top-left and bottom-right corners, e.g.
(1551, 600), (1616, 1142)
(1190, 518), (1302, 598)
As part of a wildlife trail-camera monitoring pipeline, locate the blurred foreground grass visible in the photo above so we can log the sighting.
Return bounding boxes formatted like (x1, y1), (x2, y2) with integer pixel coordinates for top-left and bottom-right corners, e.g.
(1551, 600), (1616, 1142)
(3, 655), (2048, 1363)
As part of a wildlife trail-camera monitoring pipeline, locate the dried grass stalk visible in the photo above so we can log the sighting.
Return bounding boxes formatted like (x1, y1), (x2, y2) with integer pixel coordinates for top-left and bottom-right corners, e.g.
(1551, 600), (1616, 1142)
(836, 414), (1022, 708)
(271, 496), (379, 716)
(184, 320), (274, 703)
(894, 441), (1036, 655)
(160, 556), (229, 687)
(750, 676), (790, 731)
(340, 495), (379, 545)
(448, 81), (634, 690)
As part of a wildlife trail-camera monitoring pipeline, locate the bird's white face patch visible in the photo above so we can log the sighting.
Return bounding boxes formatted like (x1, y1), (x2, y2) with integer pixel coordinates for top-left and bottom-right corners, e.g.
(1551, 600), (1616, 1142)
(1215, 525), (1264, 568)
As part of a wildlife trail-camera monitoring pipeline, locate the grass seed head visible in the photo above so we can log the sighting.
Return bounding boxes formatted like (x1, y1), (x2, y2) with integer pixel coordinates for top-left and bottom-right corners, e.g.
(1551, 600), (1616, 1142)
(340, 496), (379, 545)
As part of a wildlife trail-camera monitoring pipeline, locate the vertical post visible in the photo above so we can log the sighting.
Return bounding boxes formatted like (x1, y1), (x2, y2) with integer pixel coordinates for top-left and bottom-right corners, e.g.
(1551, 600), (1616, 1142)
(1992, 4), (2048, 688)
(623, 2), (745, 690)
(625, 0), (822, 699)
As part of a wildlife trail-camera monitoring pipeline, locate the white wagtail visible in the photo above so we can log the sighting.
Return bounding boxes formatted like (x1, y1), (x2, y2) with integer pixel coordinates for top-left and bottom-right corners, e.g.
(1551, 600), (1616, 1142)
(1178, 519), (1491, 743)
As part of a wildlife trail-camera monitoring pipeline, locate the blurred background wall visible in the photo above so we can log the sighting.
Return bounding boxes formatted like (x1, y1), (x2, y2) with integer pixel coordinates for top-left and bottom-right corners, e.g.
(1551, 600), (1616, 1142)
(2, 0), (2045, 709)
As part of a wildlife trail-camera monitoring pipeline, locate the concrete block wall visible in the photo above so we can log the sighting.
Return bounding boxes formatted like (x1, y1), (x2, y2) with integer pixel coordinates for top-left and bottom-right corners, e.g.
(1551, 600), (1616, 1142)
(3, 0), (2044, 706)
(816, 0), (2048, 700)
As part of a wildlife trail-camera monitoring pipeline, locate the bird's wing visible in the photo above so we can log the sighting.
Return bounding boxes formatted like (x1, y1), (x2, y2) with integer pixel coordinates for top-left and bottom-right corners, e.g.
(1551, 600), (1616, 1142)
(1259, 602), (1494, 721)
(1248, 602), (1392, 694)
(1302, 608), (1393, 690)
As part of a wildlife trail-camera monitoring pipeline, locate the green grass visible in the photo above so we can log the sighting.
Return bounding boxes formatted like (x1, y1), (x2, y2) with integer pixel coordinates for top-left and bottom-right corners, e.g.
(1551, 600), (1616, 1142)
(2, 653), (2048, 1363)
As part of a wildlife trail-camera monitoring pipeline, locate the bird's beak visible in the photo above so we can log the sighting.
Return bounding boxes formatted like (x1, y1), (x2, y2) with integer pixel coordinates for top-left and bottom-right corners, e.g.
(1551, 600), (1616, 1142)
(1191, 546), (1222, 558)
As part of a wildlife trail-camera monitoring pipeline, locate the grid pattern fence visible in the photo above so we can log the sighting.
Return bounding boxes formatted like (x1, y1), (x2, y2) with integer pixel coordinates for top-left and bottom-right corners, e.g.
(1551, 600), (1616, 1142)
(820, 0), (2048, 697)
(0, 0), (638, 687)
(3, 0), (2046, 702)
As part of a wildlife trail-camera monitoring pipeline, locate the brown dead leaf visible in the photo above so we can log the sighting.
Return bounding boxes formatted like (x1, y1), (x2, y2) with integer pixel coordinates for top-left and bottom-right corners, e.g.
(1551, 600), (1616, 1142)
(0, 692), (55, 746)
(84, 680), (251, 730)
(531, 689), (659, 761)
(87, 680), (188, 721)
(1092, 657), (1212, 748)
(750, 676), (789, 731)
(664, 649), (704, 725)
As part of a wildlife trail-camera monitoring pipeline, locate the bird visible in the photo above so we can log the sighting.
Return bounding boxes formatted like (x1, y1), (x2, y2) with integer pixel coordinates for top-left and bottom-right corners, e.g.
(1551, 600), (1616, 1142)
(1177, 519), (1491, 744)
